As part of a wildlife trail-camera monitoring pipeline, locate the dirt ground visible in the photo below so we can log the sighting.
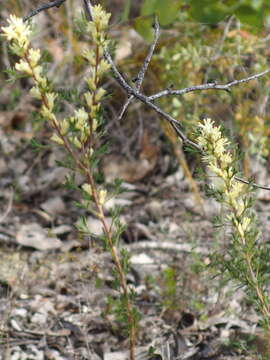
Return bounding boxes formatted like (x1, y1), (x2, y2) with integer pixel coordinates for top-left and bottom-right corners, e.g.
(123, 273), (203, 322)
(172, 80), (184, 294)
(0, 104), (269, 359)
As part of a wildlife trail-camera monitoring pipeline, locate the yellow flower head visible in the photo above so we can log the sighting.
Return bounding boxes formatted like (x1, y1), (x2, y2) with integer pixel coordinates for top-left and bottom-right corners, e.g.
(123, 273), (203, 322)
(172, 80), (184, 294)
(15, 59), (32, 74)
(74, 108), (88, 124)
(197, 117), (254, 243)
(99, 189), (107, 205)
(1, 15), (31, 51)
(82, 183), (92, 196)
(51, 134), (64, 145)
(91, 5), (111, 31)
(28, 48), (41, 67)
(46, 92), (57, 112)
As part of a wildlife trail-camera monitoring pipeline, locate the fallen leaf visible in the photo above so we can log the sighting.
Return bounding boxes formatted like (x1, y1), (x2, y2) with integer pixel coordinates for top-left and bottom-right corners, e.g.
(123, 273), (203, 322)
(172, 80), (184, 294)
(16, 223), (62, 251)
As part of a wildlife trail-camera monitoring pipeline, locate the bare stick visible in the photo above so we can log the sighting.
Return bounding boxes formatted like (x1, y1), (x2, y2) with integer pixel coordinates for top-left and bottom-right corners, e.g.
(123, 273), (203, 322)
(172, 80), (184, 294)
(212, 16), (234, 61)
(0, 189), (13, 224)
(104, 49), (201, 151)
(235, 176), (270, 191)
(136, 17), (160, 89)
(149, 68), (270, 101)
(83, 0), (93, 21)
(118, 16), (160, 120)
(23, 0), (66, 22)
(127, 240), (209, 255)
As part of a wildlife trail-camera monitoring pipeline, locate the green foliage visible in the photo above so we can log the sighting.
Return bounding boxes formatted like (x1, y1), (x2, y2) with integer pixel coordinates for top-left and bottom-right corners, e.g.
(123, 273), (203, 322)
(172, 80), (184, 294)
(73, 12), (88, 37)
(189, 0), (270, 28)
(111, 213), (126, 247)
(76, 216), (90, 235)
(132, 0), (270, 41)
(107, 295), (140, 336)
(189, 0), (229, 24)
(134, 16), (154, 43)
(141, 0), (181, 26)
(40, 48), (53, 63)
(4, 67), (26, 83)
(121, 0), (131, 22)
(189, 252), (207, 274)
(151, 16), (270, 164)
(135, 0), (181, 42)
(57, 88), (81, 105)
(8, 87), (21, 108)
(161, 266), (178, 311)
(29, 138), (49, 152)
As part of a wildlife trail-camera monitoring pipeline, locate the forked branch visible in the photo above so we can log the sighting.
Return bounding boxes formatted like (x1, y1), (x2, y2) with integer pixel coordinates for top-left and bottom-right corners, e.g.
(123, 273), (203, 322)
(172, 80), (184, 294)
(22, 0), (270, 192)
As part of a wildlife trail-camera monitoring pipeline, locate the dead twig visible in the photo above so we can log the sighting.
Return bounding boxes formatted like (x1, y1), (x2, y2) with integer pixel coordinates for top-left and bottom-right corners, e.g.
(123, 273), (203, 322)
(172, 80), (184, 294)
(235, 176), (270, 191)
(148, 68), (270, 101)
(118, 16), (160, 120)
(127, 240), (209, 255)
(104, 49), (202, 151)
(23, 0), (67, 22)
(0, 189), (13, 224)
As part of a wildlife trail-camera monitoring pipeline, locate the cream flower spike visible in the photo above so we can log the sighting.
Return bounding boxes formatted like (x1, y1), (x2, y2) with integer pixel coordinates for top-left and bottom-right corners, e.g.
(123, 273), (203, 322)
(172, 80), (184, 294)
(1, 15), (31, 50)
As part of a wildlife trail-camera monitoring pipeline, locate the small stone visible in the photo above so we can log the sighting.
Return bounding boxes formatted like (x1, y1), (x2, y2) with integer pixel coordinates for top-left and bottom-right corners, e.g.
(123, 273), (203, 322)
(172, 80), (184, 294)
(31, 311), (47, 324)
(41, 197), (66, 215)
(146, 200), (163, 221)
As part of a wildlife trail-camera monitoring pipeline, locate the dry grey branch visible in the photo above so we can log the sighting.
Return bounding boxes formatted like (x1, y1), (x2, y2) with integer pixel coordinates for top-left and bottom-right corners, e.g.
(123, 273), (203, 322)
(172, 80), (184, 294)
(23, 0), (66, 22)
(83, 0), (93, 21)
(149, 68), (270, 100)
(104, 49), (202, 151)
(235, 176), (270, 191)
(0, 188), (13, 224)
(118, 16), (160, 120)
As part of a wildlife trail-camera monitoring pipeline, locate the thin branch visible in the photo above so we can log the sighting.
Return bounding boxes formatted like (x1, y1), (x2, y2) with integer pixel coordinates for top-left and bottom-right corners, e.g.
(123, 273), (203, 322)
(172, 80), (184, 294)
(235, 176), (270, 191)
(149, 68), (270, 101)
(136, 17), (160, 89)
(212, 16), (234, 62)
(23, 0), (66, 22)
(203, 16), (234, 83)
(83, 0), (93, 21)
(127, 240), (209, 255)
(0, 189), (13, 224)
(118, 16), (160, 120)
(104, 49), (201, 151)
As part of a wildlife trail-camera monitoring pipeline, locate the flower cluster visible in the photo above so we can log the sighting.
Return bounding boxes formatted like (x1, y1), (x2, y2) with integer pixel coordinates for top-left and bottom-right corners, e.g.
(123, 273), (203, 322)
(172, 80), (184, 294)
(2, 7), (111, 206)
(51, 4), (110, 156)
(197, 118), (252, 243)
(87, 4), (111, 45)
(2, 15), (57, 126)
(1, 15), (30, 55)
(78, 5), (110, 203)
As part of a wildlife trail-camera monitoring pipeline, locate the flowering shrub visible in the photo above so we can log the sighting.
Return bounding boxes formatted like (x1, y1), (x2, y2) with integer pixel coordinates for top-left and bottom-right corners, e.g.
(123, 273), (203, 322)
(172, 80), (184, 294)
(2, 6), (138, 360)
(198, 118), (270, 338)
(2, 3), (270, 359)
